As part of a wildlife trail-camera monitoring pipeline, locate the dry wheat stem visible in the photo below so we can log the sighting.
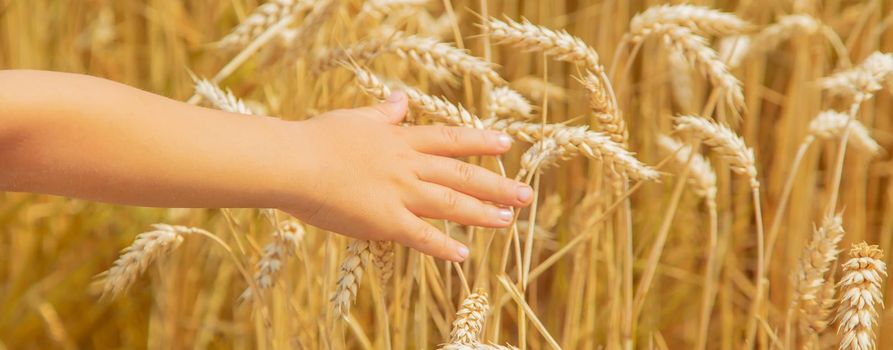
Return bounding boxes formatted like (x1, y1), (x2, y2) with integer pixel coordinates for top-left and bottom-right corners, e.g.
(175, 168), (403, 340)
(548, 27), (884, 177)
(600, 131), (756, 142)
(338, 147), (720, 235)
(217, 0), (313, 50)
(496, 276), (561, 350)
(439, 343), (519, 350)
(837, 243), (887, 350)
(331, 240), (371, 319)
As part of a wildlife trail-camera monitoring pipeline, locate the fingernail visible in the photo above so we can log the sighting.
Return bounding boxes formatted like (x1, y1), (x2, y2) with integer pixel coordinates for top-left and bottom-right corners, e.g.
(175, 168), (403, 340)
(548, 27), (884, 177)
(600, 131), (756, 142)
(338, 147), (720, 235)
(456, 245), (470, 260)
(497, 133), (513, 149)
(498, 208), (513, 222)
(517, 186), (533, 203)
(387, 90), (405, 103)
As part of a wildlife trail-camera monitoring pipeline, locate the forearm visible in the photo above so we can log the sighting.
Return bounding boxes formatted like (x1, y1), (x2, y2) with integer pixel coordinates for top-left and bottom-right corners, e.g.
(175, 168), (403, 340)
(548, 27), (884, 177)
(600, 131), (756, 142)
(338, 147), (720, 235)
(0, 70), (304, 209)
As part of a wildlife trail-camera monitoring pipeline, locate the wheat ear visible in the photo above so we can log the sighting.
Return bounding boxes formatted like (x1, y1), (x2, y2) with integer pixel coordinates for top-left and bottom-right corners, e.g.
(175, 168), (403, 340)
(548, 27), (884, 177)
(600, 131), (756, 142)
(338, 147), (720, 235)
(581, 71), (627, 144)
(439, 343), (519, 350)
(485, 119), (659, 181)
(632, 25), (744, 111)
(448, 289), (490, 344)
(238, 221), (305, 302)
(808, 110), (881, 156)
(350, 65), (484, 128)
(369, 240), (395, 290)
(358, 0), (429, 18)
(517, 138), (569, 180)
(488, 86), (533, 120)
(791, 214), (845, 340)
(217, 0), (312, 50)
(656, 135), (717, 203)
(193, 78), (254, 115)
(837, 242), (887, 350)
(821, 52), (893, 103)
(281, 0), (340, 61)
(331, 240), (371, 318)
(485, 16), (599, 71)
(629, 4), (752, 37)
(96, 224), (207, 299)
(746, 15), (822, 60)
(673, 115), (757, 187)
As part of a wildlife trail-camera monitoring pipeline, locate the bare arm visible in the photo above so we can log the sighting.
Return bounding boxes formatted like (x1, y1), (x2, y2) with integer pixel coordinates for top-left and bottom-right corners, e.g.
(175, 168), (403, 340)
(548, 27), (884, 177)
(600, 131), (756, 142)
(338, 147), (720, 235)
(0, 70), (533, 261)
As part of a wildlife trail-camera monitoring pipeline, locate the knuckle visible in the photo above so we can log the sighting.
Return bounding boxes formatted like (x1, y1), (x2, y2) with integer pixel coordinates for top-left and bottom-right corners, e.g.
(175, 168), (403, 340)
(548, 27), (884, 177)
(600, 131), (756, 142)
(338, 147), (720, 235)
(440, 126), (461, 144)
(415, 225), (437, 247)
(442, 190), (459, 210)
(456, 162), (476, 183)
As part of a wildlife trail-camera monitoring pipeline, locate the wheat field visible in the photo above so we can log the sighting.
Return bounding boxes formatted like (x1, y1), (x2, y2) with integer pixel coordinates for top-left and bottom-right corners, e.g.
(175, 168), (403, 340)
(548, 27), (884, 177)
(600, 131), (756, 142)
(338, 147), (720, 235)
(2, 0), (893, 349)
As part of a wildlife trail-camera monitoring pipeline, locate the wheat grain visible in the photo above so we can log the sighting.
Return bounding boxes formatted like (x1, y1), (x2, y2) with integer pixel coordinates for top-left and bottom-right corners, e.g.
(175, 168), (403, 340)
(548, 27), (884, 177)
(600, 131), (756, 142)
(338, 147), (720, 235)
(792, 214), (845, 337)
(369, 240), (395, 289)
(517, 138), (568, 179)
(97, 224), (205, 299)
(808, 110), (881, 156)
(331, 240), (371, 318)
(837, 242), (887, 350)
(632, 24), (744, 111)
(581, 71), (626, 144)
(218, 0), (312, 50)
(629, 4), (752, 37)
(673, 115), (758, 187)
(488, 86), (533, 120)
(485, 119), (659, 181)
(448, 289), (490, 344)
(656, 135), (717, 203)
(486, 17), (600, 71)
(238, 221), (305, 302)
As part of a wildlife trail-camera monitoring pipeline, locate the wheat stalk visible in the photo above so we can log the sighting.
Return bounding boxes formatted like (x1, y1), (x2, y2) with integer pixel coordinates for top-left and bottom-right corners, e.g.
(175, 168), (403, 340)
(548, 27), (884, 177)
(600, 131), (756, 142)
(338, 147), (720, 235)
(96, 224), (207, 299)
(488, 86), (533, 120)
(238, 221), (305, 302)
(837, 242), (887, 350)
(369, 240), (395, 289)
(808, 110), (881, 156)
(632, 25), (744, 111)
(485, 16), (600, 71)
(485, 119), (659, 181)
(629, 4), (752, 37)
(791, 214), (845, 340)
(217, 0), (312, 50)
(656, 135), (717, 203)
(447, 289), (490, 344)
(331, 240), (371, 319)
(673, 115), (758, 187)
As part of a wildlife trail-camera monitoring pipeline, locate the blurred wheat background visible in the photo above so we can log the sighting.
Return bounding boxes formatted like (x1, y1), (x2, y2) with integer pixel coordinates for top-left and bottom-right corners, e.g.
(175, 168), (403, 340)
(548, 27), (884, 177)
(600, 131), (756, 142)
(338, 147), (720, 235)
(3, 0), (893, 349)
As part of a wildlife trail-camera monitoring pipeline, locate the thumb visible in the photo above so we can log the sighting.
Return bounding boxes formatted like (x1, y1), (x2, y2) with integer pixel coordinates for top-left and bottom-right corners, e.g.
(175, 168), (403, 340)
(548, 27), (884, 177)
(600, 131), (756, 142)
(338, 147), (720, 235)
(360, 90), (408, 124)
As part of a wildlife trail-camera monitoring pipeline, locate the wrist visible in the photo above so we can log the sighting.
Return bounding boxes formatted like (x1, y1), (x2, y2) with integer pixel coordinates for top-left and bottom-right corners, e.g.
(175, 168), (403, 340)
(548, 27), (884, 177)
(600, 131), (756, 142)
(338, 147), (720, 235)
(260, 117), (321, 213)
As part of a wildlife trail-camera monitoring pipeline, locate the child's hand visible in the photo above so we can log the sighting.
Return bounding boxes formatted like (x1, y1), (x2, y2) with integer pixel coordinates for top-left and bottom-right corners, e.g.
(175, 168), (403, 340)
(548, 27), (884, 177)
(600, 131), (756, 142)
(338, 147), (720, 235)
(279, 92), (533, 262)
